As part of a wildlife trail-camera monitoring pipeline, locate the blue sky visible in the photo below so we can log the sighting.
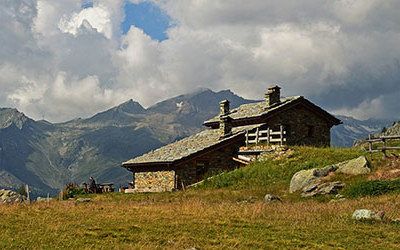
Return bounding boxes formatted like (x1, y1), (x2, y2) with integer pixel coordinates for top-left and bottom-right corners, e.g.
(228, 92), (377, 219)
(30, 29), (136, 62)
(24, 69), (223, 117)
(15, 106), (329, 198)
(121, 1), (171, 41)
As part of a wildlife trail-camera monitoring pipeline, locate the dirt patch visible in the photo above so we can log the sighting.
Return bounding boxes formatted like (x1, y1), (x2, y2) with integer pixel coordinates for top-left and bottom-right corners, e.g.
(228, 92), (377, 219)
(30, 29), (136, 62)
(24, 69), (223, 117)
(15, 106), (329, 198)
(369, 157), (400, 180)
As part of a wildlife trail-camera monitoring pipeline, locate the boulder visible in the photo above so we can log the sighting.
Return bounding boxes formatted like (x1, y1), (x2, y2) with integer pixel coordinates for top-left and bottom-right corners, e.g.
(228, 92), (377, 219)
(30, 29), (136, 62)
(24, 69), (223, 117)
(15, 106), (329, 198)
(301, 181), (345, 197)
(75, 198), (92, 203)
(264, 194), (282, 203)
(336, 156), (371, 175)
(0, 189), (26, 204)
(289, 165), (337, 193)
(352, 209), (385, 221)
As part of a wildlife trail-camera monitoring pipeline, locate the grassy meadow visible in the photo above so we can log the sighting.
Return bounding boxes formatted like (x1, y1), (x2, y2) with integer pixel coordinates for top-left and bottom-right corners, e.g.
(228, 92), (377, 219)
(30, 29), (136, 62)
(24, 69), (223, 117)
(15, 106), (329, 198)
(1, 147), (400, 249)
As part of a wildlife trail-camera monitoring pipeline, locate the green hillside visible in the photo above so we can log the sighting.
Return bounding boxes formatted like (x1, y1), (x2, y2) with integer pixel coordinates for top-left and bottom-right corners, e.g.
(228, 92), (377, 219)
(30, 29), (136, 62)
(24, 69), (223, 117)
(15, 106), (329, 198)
(1, 146), (400, 249)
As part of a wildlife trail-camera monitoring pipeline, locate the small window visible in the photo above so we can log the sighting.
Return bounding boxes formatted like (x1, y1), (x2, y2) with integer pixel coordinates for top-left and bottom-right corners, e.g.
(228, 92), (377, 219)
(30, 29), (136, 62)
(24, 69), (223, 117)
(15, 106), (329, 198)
(307, 125), (315, 137)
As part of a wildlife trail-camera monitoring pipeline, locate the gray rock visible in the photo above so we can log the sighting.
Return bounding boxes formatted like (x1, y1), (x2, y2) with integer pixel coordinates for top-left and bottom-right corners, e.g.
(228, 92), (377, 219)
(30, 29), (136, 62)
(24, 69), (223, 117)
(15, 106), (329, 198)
(36, 197), (53, 202)
(0, 189), (26, 204)
(264, 194), (282, 203)
(301, 181), (345, 197)
(289, 165), (337, 193)
(75, 198), (92, 203)
(329, 198), (346, 203)
(352, 209), (385, 221)
(336, 156), (371, 175)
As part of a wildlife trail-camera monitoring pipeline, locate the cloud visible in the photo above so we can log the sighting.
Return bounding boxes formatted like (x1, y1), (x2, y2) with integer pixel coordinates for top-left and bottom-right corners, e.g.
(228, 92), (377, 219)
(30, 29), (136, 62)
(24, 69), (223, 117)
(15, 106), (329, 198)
(58, 4), (112, 39)
(0, 0), (400, 122)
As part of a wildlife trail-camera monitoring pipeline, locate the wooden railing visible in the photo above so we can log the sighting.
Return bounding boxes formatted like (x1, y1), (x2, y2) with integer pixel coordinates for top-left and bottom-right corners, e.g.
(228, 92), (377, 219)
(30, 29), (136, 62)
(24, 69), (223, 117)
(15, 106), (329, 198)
(367, 134), (400, 157)
(245, 125), (286, 146)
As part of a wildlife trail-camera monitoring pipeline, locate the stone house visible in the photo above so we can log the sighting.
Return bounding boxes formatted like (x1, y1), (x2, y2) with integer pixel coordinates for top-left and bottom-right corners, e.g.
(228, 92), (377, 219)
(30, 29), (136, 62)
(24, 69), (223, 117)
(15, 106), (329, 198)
(122, 85), (341, 192)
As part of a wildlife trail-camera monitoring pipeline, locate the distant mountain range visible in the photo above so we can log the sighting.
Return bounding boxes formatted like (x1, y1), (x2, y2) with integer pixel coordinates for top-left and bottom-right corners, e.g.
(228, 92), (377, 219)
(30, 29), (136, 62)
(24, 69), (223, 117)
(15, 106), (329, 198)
(331, 115), (394, 147)
(0, 89), (396, 196)
(0, 89), (254, 196)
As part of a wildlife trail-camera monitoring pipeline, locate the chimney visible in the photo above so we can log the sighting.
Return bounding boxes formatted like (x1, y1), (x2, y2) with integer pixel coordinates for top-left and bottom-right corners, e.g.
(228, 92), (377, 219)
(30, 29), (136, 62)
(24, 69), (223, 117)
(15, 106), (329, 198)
(219, 100), (232, 138)
(265, 85), (281, 107)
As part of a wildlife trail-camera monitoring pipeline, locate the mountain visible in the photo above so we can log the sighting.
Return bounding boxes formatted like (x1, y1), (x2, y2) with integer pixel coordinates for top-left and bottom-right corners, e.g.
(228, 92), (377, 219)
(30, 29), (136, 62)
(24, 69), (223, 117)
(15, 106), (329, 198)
(0, 89), (252, 196)
(1, 89), (394, 196)
(382, 121), (400, 135)
(331, 115), (394, 147)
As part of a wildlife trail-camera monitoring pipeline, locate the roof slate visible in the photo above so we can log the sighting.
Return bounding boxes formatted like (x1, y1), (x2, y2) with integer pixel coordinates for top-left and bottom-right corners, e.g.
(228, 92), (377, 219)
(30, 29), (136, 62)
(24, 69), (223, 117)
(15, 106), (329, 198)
(203, 96), (301, 125)
(122, 124), (262, 166)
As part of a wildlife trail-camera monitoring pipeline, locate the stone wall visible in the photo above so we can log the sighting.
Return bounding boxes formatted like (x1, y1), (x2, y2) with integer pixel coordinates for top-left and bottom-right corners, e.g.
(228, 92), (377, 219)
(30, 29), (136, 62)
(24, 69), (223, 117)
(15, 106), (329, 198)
(175, 140), (242, 188)
(267, 105), (331, 146)
(133, 170), (176, 193)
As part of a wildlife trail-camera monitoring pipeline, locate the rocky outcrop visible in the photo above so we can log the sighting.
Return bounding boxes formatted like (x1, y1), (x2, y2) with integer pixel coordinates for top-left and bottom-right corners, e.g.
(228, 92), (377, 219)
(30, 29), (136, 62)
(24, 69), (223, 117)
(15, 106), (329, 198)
(0, 189), (26, 204)
(289, 165), (337, 193)
(290, 156), (371, 197)
(336, 156), (371, 175)
(301, 181), (345, 197)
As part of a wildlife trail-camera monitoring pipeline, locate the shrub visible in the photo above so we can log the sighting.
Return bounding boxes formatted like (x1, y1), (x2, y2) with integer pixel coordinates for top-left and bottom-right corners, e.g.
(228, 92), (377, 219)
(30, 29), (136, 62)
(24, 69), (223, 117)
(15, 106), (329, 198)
(344, 179), (400, 198)
(62, 183), (86, 199)
(15, 185), (27, 197)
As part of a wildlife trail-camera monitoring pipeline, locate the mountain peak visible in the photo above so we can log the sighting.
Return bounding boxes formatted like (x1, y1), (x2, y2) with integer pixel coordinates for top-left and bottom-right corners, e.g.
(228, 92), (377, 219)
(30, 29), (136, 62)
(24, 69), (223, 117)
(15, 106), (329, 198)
(0, 108), (32, 129)
(115, 99), (145, 114)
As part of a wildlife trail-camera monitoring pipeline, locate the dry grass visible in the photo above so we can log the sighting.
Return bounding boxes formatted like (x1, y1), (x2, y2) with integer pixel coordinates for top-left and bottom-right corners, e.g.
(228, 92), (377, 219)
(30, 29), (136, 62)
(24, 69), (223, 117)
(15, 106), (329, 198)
(2, 146), (400, 249)
(1, 191), (400, 249)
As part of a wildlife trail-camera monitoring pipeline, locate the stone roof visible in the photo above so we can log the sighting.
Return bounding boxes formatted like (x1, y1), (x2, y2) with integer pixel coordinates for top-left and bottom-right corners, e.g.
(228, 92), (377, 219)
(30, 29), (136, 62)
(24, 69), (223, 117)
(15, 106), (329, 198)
(203, 96), (302, 125)
(122, 124), (262, 166)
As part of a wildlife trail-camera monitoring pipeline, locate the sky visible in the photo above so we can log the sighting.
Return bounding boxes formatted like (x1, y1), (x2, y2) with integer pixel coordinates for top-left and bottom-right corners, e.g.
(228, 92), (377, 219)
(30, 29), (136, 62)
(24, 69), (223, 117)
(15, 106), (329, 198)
(0, 0), (399, 122)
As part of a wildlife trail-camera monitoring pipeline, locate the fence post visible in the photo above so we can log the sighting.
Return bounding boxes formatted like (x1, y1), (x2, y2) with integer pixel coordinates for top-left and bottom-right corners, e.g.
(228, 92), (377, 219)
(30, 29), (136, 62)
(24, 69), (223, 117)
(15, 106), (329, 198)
(382, 138), (387, 159)
(25, 184), (30, 203)
(245, 130), (249, 147)
(267, 128), (270, 145)
(280, 125), (284, 146)
(368, 134), (373, 161)
(255, 128), (259, 145)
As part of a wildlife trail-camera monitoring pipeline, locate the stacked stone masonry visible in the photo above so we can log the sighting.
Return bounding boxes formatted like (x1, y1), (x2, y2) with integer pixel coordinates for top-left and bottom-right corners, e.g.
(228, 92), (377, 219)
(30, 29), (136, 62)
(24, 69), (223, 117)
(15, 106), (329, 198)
(134, 170), (175, 193)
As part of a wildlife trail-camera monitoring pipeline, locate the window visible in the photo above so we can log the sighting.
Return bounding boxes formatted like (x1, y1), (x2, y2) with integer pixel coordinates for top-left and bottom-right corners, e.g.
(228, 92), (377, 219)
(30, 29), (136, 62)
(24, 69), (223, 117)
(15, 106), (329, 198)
(307, 125), (315, 137)
(196, 162), (208, 181)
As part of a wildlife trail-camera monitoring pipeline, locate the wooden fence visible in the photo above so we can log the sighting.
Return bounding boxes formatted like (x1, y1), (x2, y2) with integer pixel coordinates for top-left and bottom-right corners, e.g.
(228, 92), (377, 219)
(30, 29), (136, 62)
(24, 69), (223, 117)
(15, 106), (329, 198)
(367, 134), (400, 157)
(245, 125), (286, 146)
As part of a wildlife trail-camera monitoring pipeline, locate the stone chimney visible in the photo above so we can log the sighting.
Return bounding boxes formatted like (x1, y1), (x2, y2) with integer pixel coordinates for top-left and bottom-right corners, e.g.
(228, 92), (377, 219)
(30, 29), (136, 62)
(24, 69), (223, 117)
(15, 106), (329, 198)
(219, 100), (232, 138)
(265, 85), (281, 107)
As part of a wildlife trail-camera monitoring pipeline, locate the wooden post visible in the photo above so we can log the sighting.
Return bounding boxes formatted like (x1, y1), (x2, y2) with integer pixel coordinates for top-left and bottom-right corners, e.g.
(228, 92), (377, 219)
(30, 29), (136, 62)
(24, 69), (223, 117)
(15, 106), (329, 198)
(280, 125), (284, 146)
(368, 134), (373, 161)
(25, 184), (30, 203)
(47, 193), (50, 204)
(382, 138), (387, 159)
(255, 128), (259, 145)
(267, 128), (270, 145)
(245, 130), (249, 147)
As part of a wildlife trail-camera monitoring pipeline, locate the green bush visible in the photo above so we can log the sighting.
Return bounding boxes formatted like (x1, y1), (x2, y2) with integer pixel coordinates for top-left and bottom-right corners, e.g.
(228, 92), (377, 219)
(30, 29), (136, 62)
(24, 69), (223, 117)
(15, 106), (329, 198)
(344, 179), (400, 198)
(62, 183), (86, 199)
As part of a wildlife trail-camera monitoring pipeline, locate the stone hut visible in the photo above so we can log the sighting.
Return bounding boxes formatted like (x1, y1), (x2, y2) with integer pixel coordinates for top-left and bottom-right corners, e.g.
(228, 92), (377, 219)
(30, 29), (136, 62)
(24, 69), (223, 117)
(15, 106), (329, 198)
(122, 85), (341, 192)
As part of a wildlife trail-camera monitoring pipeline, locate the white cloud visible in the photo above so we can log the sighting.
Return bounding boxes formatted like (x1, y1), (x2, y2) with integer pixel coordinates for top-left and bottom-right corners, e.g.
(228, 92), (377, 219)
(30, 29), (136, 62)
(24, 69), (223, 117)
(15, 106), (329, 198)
(1, 0), (400, 122)
(58, 4), (113, 39)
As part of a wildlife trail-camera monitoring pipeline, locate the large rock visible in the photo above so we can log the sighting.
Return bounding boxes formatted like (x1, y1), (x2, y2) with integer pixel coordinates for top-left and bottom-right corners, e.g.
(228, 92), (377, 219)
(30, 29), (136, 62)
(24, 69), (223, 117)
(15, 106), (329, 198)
(301, 181), (345, 197)
(289, 165), (337, 193)
(352, 209), (385, 221)
(0, 189), (26, 204)
(336, 156), (371, 175)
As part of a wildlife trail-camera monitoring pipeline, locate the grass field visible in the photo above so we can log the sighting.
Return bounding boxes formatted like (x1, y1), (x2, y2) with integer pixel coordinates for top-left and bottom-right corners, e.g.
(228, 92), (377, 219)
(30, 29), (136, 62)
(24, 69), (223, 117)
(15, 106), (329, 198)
(1, 147), (400, 249)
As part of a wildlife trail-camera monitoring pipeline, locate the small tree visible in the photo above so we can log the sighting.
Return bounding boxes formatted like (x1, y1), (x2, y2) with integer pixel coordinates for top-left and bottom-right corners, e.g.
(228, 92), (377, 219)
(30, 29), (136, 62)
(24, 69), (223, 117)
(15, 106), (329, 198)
(62, 183), (85, 200)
